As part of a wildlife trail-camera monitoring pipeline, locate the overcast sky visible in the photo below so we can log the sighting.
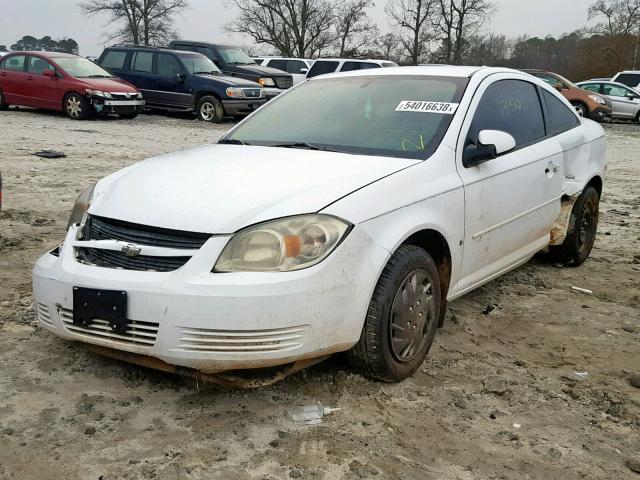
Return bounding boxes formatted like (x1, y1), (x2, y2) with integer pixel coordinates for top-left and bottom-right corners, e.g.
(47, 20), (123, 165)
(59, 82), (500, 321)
(1, 0), (593, 56)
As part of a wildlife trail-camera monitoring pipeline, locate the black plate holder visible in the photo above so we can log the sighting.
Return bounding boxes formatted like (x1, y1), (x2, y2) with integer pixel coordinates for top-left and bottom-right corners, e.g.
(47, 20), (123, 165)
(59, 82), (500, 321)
(73, 287), (128, 334)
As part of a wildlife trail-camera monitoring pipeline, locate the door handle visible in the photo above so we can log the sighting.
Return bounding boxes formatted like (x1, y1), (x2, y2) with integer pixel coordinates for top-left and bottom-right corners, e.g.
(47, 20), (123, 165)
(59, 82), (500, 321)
(28, 75), (34, 80)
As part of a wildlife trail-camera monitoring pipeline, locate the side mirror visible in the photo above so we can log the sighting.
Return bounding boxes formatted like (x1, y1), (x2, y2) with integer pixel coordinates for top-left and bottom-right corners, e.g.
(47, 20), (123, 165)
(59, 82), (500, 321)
(463, 130), (516, 168)
(176, 72), (186, 82)
(43, 69), (56, 78)
(300, 68), (308, 74)
(626, 93), (639, 99)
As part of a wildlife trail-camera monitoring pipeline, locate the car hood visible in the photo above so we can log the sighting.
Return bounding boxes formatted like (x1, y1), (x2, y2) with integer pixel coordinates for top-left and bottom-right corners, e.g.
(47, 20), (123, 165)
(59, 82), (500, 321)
(231, 64), (291, 78)
(89, 145), (417, 233)
(76, 77), (139, 93)
(194, 74), (261, 88)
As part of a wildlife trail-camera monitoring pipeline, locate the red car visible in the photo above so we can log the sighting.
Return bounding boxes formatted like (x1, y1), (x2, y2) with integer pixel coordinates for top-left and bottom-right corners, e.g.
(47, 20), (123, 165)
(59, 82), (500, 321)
(0, 51), (144, 120)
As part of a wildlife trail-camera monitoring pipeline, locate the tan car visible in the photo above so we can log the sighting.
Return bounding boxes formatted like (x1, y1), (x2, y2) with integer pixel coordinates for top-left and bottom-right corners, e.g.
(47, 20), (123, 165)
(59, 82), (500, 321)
(522, 69), (612, 121)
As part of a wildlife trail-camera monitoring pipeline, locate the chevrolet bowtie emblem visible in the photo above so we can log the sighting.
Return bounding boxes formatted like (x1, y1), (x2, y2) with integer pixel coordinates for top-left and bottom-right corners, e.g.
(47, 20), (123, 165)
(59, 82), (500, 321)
(121, 244), (142, 257)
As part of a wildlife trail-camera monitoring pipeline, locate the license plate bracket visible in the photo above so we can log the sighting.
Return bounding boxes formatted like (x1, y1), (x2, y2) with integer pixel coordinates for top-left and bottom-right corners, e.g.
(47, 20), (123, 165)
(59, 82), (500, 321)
(73, 287), (128, 333)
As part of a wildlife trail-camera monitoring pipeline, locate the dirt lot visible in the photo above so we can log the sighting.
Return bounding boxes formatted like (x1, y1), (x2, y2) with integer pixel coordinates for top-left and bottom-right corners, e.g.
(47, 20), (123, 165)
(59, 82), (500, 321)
(0, 108), (639, 480)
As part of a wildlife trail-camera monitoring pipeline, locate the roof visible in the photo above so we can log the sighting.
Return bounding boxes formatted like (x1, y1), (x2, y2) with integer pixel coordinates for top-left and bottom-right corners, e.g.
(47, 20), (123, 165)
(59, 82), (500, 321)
(314, 58), (396, 63)
(5, 51), (78, 58)
(313, 65), (491, 80)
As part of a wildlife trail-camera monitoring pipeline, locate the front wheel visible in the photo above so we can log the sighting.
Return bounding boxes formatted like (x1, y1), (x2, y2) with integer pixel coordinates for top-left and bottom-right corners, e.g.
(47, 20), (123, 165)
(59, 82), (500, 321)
(0, 90), (8, 110)
(348, 245), (441, 382)
(549, 185), (599, 266)
(197, 96), (224, 123)
(571, 101), (587, 118)
(64, 93), (89, 120)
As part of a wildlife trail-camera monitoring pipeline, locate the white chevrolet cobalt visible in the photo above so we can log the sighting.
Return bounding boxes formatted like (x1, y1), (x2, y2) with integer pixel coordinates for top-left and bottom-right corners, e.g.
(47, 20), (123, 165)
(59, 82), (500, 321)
(33, 66), (606, 383)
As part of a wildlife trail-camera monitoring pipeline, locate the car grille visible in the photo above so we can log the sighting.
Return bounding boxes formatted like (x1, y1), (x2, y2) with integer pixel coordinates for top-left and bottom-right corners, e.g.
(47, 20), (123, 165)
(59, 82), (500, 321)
(76, 215), (211, 272)
(110, 93), (138, 100)
(175, 325), (308, 353)
(274, 77), (293, 89)
(59, 307), (159, 348)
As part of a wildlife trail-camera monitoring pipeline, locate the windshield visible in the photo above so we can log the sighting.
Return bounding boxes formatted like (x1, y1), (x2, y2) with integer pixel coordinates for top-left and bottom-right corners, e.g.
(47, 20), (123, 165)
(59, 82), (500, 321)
(222, 75), (469, 160)
(178, 54), (221, 74)
(54, 57), (113, 78)
(217, 47), (255, 65)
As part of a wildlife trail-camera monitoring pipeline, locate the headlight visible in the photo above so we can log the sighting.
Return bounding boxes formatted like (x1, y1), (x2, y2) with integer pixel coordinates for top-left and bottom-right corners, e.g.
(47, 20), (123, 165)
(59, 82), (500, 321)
(226, 87), (246, 98)
(85, 89), (112, 98)
(257, 77), (275, 87)
(136, 92), (143, 99)
(67, 184), (95, 230)
(214, 214), (351, 272)
(588, 94), (606, 105)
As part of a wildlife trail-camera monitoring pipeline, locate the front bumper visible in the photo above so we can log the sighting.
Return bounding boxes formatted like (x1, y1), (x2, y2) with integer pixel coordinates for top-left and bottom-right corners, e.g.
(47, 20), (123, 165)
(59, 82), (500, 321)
(33, 224), (388, 373)
(90, 98), (145, 115)
(588, 106), (611, 122)
(263, 88), (286, 100)
(221, 98), (267, 116)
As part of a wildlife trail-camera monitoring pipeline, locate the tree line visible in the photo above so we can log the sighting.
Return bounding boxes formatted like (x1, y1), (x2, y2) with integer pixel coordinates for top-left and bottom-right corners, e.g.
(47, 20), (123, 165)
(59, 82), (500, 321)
(4, 36), (79, 54)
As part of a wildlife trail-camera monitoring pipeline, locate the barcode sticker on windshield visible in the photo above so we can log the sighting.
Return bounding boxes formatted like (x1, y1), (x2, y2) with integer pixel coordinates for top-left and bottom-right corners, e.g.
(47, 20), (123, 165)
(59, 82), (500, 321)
(396, 101), (459, 114)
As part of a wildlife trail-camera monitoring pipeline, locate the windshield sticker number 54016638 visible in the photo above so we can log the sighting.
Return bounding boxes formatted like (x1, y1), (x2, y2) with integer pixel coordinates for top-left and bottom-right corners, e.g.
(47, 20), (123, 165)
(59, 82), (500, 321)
(396, 101), (459, 114)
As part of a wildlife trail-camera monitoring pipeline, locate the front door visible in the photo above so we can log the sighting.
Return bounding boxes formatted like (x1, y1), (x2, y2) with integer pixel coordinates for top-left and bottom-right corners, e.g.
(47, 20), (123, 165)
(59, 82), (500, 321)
(455, 76), (564, 293)
(603, 83), (640, 119)
(155, 53), (193, 109)
(25, 56), (60, 109)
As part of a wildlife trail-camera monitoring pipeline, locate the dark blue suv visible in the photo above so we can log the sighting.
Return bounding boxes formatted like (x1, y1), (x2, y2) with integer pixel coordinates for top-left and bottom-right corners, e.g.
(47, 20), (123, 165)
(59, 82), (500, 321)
(97, 46), (266, 122)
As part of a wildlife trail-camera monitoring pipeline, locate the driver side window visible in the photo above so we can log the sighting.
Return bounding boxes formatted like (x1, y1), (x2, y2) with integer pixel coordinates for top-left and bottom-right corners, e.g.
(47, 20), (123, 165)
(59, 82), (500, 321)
(468, 79), (546, 148)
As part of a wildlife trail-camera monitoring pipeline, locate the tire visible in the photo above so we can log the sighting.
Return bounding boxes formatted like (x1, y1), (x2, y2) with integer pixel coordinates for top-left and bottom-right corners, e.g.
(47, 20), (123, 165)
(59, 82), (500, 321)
(196, 96), (224, 123)
(64, 93), (89, 120)
(348, 245), (441, 382)
(549, 185), (599, 266)
(636, 112), (640, 125)
(571, 101), (587, 118)
(0, 90), (8, 110)
(118, 113), (138, 119)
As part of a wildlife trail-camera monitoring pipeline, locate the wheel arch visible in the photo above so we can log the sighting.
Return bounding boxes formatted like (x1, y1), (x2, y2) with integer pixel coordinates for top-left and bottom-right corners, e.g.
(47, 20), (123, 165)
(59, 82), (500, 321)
(400, 228), (452, 327)
(586, 174), (603, 198)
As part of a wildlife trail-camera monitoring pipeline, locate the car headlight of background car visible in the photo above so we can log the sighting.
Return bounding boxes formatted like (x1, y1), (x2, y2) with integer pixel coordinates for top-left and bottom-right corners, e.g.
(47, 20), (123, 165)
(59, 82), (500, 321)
(67, 184), (95, 230)
(588, 94), (606, 105)
(214, 214), (351, 272)
(257, 77), (276, 87)
(85, 89), (112, 99)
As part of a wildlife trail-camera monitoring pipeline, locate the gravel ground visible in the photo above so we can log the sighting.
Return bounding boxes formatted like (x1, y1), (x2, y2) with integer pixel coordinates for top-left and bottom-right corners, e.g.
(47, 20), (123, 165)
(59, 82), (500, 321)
(0, 108), (639, 480)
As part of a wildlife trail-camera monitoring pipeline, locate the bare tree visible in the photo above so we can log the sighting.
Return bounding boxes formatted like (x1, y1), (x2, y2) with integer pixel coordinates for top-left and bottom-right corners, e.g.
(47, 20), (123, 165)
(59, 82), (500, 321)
(79, 0), (188, 46)
(588, 0), (640, 68)
(385, 0), (438, 65)
(434, 0), (495, 64)
(334, 0), (378, 57)
(228, 0), (336, 58)
(375, 32), (402, 60)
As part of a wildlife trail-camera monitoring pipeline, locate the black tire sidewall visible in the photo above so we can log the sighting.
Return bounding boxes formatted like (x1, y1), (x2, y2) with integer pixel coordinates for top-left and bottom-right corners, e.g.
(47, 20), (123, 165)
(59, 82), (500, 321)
(0, 90), (7, 110)
(571, 102), (587, 117)
(197, 96), (224, 123)
(365, 245), (441, 382)
(64, 93), (89, 120)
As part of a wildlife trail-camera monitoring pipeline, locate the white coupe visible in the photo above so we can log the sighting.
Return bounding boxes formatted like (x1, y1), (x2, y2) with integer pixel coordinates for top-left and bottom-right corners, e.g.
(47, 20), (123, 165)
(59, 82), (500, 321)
(33, 66), (606, 383)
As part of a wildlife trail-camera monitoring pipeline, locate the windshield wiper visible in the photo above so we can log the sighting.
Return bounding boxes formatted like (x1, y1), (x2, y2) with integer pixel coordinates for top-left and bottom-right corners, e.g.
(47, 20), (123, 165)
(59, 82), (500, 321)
(218, 138), (249, 145)
(86, 75), (112, 78)
(228, 61), (251, 65)
(273, 142), (336, 152)
(193, 71), (219, 75)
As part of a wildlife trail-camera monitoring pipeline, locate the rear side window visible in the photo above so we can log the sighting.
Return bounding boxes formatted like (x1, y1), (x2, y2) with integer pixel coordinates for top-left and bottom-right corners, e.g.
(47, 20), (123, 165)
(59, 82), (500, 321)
(340, 62), (380, 72)
(615, 73), (640, 87)
(306, 61), (339, 78)
(156, 53), (182, 76)
(469, 79), (546, 148)
(542, 90), (580, 135)
(101, 51), (127, 70)
(27, 56), (55, 74)
(131, 51), (153, 73)
(1, 55), (26, 71)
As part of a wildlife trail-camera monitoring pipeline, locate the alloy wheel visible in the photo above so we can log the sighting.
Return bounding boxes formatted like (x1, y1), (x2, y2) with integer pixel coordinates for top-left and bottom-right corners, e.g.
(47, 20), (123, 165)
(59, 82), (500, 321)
(577, 198), (597, 256)
(66, 96), (82, 118)
(199, 101), (217, 121)
(389, 268), (437, 362)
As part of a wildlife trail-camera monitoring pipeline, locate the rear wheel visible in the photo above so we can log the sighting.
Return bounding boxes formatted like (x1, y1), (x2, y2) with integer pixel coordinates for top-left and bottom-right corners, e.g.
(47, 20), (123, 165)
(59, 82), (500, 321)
(348, 245), (441, 382)
(64, 93), (89, 120)
(0, 90), (8, 110)
(571, 101), (587, 118)
(197, 96), (224, 123)
(549, 185), (599, 266)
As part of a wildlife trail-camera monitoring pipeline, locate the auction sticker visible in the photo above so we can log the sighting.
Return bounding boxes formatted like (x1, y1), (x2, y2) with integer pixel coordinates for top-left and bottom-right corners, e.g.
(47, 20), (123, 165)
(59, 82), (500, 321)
(396, 101), (459, 114)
